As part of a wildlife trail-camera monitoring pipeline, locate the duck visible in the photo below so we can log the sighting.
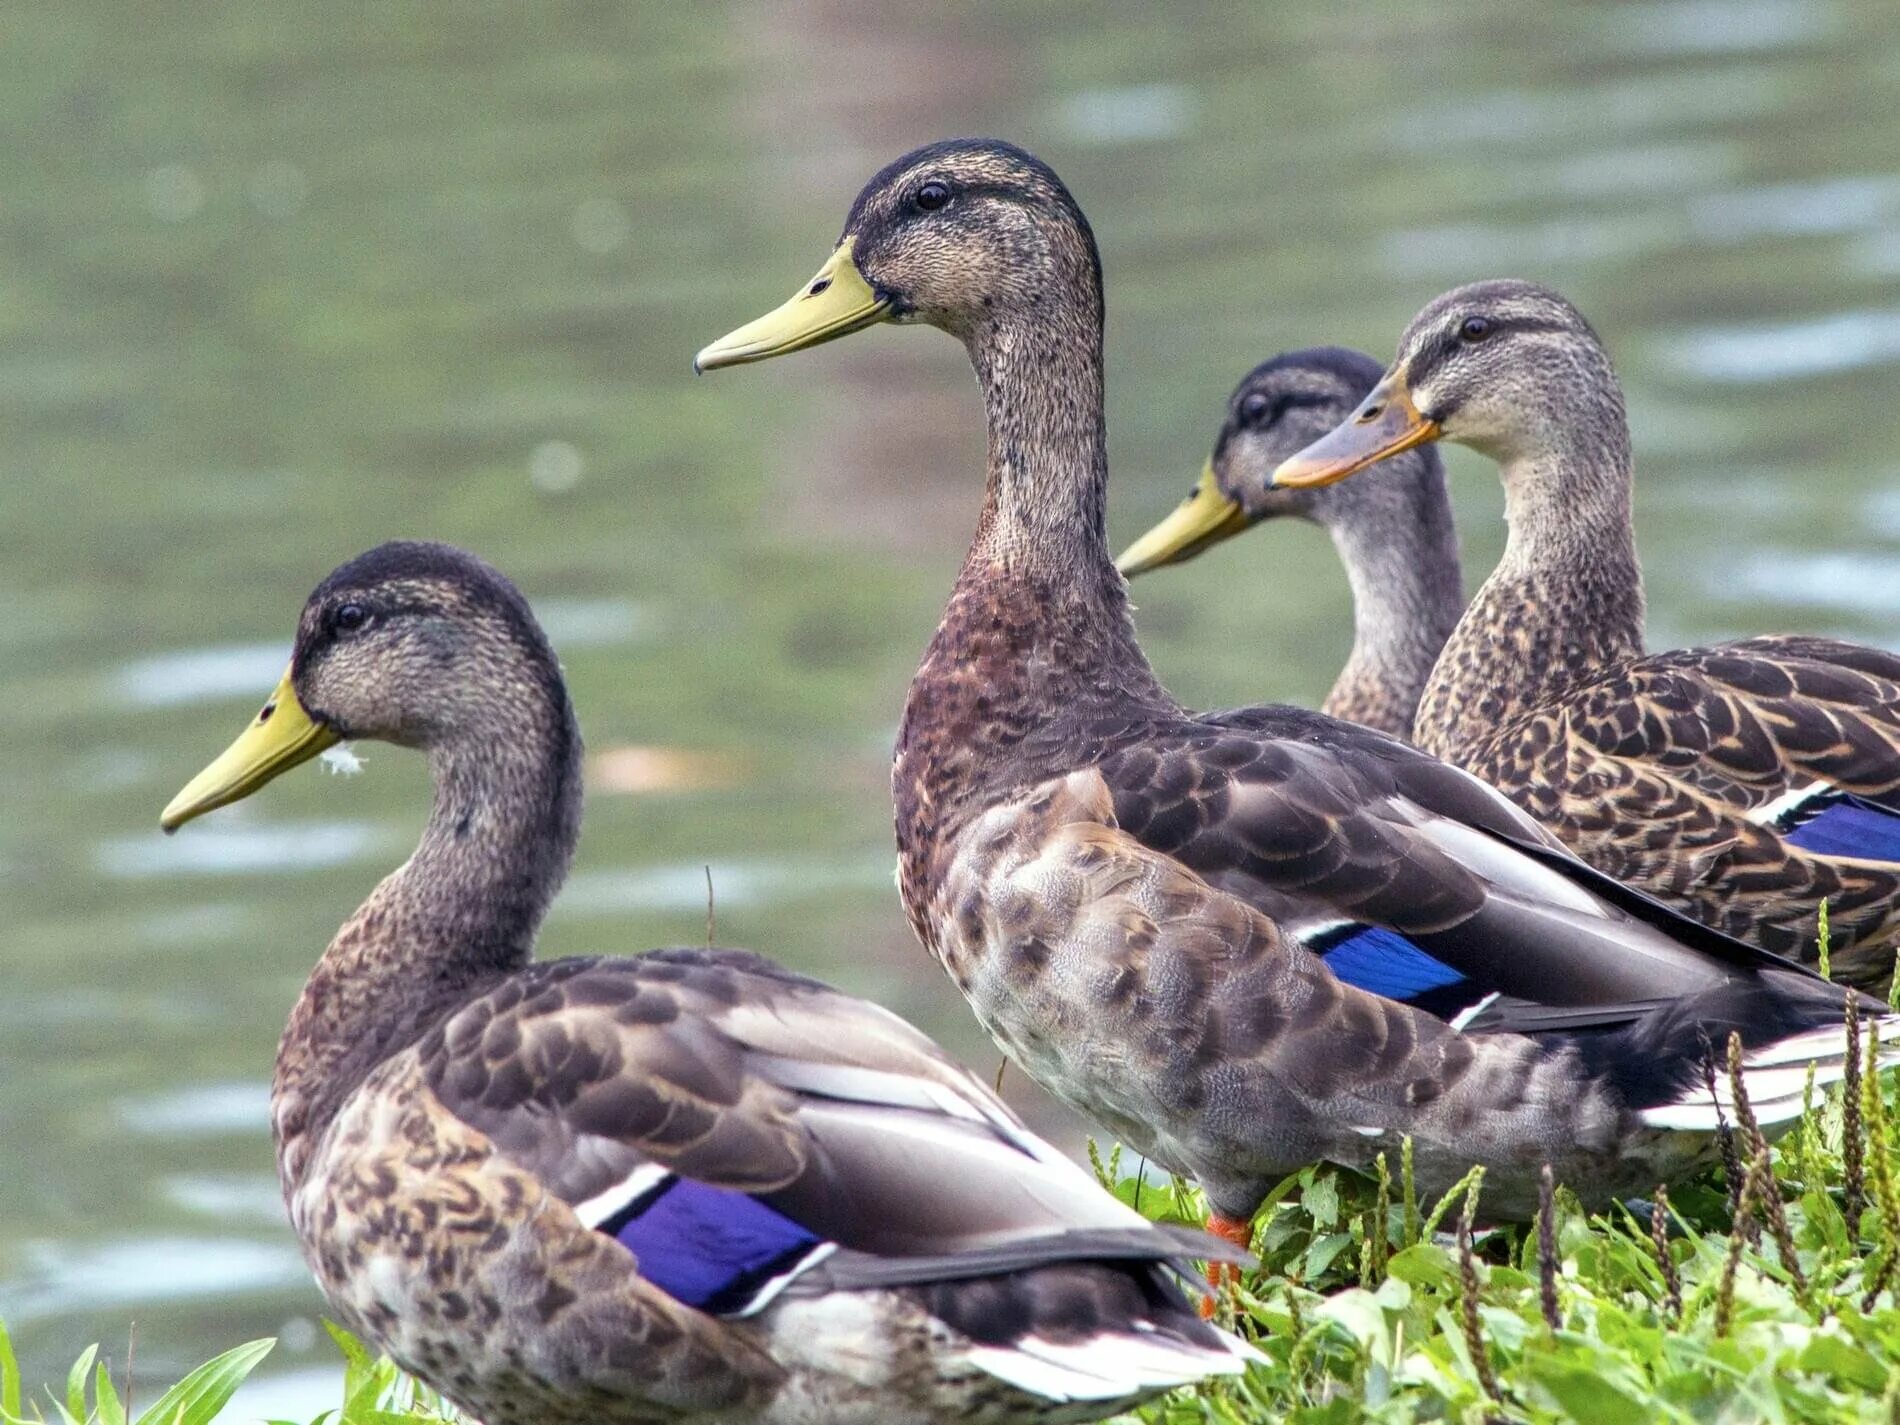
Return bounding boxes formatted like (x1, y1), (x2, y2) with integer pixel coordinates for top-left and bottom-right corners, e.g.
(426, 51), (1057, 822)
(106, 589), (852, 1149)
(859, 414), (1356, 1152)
(1114, 346), (1465, 739)
(156, 540), (1256, 1425)
(695, 140), (1892, 1255)
(1274, 280), (1900, 992)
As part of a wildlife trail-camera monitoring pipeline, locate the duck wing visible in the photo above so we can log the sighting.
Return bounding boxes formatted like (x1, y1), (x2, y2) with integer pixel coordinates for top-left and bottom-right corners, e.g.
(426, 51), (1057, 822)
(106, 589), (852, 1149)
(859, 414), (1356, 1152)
(416, 949), (1237, 1312)
(1460, 637), (1900, 981)
(1090, 703), (1810, 1032)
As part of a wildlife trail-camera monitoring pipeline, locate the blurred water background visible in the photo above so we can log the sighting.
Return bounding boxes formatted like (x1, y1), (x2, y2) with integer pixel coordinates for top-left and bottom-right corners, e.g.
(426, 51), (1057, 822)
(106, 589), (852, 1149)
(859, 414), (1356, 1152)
(4, 0), (1900, 1411)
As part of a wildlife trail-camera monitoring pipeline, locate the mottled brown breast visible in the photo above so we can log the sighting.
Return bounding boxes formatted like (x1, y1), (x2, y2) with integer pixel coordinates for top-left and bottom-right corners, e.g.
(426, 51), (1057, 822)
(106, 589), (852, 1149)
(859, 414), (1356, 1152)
(289, 1050), (781, 1425)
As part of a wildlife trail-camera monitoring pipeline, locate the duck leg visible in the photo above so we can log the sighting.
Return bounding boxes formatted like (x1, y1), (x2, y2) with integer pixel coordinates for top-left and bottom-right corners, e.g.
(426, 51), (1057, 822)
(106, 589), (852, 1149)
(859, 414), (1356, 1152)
(1199, 1211), (1255, 1318)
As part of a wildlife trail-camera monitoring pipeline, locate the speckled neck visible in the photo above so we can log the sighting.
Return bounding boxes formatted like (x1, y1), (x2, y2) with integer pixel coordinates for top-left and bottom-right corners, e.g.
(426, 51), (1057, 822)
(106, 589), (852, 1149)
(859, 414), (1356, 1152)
(894, 280), (1172, 918)
(1416, 430), (1645, 759)
(272, 681), (583, 1189)
(1322, 463), (1465, 738)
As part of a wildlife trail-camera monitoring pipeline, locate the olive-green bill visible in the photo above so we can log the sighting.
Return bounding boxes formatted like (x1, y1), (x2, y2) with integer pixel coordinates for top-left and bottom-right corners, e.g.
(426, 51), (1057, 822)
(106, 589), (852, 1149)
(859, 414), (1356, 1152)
(1273, 375), (1440, 490)
(694, 237), (891, 372)
(1115, 462), (1250, 576)
(160, 668), (339, 832)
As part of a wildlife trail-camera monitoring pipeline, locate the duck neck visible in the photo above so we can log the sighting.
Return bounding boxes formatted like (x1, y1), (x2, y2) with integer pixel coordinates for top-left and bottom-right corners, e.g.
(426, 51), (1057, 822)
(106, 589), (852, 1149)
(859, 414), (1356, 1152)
(895, 293), (1171, 904)
(1416, 425), (1645, 760)
(964, 309), (1112, 576)
(272, 680), (583, 1189)
(1321, 465), (1465, 739)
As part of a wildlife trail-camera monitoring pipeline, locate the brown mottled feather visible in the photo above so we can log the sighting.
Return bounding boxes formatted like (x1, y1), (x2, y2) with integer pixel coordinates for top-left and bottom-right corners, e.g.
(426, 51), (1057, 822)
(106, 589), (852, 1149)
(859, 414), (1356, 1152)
(1364, 282), (1900, 990)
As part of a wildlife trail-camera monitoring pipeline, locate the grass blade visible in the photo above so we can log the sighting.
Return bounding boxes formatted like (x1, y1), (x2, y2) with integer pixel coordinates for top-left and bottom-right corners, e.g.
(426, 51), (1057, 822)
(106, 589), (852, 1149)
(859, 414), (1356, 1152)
(131, 1340), (273, 1425)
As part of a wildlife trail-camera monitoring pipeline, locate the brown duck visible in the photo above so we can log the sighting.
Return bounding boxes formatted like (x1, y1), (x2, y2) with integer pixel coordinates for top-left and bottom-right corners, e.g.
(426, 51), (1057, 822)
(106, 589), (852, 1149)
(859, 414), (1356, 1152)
(1277, 280), (1900, 991)
(158, 541), (1254, 1424)
(1116, 345), (1465, 739)
(698, 142), (1890, 1266)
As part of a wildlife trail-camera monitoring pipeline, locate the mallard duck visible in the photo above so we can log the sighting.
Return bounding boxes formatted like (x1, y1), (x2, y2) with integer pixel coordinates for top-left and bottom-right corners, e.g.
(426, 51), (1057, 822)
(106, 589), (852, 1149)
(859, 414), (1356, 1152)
(1115, 347), (1464, 739)
(157, 541), (1255, 1425)
(1275, 280), (1900, 991)
(696, 140), (1892, 1255)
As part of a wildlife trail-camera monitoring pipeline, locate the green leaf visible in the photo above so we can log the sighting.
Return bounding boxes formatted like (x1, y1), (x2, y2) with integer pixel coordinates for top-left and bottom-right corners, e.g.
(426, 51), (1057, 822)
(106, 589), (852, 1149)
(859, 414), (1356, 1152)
(0, 1321), (22, 1424)
(1797, 1330), (1887, 1391)
(1313, 1287), (1389, 1353)
(1383, 1242), (1455, 1291)
(64, 1347), (98, 1425)
(131, 1339), (273, 1425)
(1287, 1396), (1358, 1424)
(1525, 1358), (1651, 1425)
(1303, 1231), (1355, 1281)
(321, 1324), (371, 1377)
(1304, 1171), (1341, 1230)
(93, 1362), (124, 1425)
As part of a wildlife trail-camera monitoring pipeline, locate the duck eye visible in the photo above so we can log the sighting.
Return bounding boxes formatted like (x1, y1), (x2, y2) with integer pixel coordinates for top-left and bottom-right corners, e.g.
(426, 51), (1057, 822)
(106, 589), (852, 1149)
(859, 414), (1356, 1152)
(913, 181), (951, 212)
(332, 602), (370, 635)
(1459, 316), (1493, 343)
(1238, 392), (1272, 426)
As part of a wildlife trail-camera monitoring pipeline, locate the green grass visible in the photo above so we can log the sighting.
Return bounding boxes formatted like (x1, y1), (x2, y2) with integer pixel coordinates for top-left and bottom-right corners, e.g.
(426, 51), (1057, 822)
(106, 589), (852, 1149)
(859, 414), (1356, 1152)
(8, 1026), (1898, 1424)
(1110, 1015), (1900, 1423)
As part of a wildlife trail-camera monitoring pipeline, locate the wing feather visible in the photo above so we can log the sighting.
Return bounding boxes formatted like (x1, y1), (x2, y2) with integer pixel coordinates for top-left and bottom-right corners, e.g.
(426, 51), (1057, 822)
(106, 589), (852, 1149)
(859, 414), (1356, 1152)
(415, 949), (1222, 1281)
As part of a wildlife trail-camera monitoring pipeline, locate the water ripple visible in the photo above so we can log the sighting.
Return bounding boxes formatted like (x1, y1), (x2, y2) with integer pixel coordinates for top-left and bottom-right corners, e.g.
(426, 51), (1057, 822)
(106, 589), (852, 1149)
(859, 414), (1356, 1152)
(536, 597), (658, 649)
(161, 1174), (287, 1224)
(1603, 0), (1837, 56)
(1688, 174), (1900, 244)
(1707, 548), (1900, 618)
(1662, 306), (1900, 383)
(117, 1081), (271, 1136)
(96, 820), (397, 879)
(115, 643), (287, 709)
(559, 854), (894, 917)
(4, 1236), (308, 1322)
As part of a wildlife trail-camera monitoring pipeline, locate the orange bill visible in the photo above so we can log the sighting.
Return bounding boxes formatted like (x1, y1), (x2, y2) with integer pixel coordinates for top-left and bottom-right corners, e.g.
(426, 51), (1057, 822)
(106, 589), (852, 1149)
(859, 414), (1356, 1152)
(1272, 375), (1440, 489)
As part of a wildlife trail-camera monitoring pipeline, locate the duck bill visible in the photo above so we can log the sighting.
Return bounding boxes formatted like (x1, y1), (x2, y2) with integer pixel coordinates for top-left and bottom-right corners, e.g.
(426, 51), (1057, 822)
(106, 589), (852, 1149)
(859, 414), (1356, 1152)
(160, 669), (339, 832)
(1273, 377), (1440, 489)
(694, 237), (891, 372)
(1116, 462), (1249, 576)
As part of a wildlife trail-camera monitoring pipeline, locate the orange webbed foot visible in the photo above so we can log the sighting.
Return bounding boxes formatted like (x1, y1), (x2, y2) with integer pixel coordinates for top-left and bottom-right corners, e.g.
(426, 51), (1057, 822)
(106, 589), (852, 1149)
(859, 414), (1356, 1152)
(1199, 1211), (1254, 1318)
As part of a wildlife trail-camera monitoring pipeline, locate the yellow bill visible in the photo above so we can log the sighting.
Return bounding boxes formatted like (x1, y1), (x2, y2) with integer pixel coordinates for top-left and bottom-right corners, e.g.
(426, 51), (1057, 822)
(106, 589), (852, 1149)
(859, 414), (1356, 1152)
(694, 237), (890, 372)
(1273, 375), (1440, 490)
(1116, 462), (1250, 576)
(160, 668), (339, 832)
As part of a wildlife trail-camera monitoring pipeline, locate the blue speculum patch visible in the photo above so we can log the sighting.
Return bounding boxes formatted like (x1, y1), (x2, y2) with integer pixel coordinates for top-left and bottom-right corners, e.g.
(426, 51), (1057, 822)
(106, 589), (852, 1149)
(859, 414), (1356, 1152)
(1315, 924), (1467, 1004)
(1782, 796), (1900, 863)
(605, 1177), (821, 1313)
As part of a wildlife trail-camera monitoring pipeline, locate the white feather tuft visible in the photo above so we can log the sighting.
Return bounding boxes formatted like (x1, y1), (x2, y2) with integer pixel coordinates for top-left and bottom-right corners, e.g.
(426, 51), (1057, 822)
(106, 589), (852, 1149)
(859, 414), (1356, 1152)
(319, 744), (365, 776)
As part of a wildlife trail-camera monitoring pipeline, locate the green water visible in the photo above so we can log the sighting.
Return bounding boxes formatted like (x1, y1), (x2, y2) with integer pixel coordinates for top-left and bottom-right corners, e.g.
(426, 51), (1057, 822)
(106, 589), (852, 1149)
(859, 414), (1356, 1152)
(4, 0), (1900, 1409)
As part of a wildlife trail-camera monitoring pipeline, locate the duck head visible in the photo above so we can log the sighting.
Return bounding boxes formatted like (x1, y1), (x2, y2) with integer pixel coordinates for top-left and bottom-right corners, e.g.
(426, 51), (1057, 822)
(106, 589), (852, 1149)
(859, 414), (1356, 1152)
(1118, 347), (1451, 575)
(1273, 279), (1622, 488)
(694, 138), (1100, 369)
(161, 542), (563, 830)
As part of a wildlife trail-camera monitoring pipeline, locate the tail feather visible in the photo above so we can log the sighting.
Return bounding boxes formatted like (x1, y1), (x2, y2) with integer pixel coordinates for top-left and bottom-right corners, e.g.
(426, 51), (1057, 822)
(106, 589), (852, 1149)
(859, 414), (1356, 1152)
(966, 1329), (1253, 1403)
(1639, 1014), (1900, 1132)
(916, 1258), (1254, 1405)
